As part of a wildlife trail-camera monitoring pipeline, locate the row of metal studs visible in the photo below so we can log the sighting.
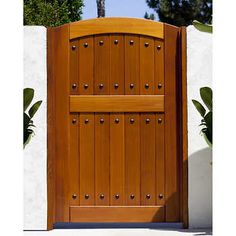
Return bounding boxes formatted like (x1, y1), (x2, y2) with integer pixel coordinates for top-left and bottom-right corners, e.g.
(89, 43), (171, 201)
(72, 42), (162, 49)
(72, 83), (162, 90)
(72, 118), (163, 124)
(72, 193), (164, 200)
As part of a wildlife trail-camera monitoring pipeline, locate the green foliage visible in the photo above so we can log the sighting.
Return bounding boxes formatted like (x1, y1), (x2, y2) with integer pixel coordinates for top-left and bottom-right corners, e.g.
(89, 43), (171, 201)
(192, 87), (212, 148)
(145, 0), (212, 26)
(24, 88), (42, 148)
(24, 0), (84, 27)
(193, 20), (212, 33)
(144, 12), (155, 20)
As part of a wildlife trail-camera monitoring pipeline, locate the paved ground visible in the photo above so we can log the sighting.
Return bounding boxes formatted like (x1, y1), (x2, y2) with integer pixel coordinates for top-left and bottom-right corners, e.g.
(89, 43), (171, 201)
(24, 228), (212, 236)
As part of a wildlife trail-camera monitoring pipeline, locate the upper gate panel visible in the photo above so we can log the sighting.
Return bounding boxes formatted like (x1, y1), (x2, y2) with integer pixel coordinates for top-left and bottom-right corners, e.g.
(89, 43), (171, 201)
(69, 18), (164, 40)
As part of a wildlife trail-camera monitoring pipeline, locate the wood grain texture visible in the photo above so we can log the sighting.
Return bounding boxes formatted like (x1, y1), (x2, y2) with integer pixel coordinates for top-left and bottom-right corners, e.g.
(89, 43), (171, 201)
(164, 24), (180, 222)
(68, 114), (79, 206)
(47, 27), (56, 230)
(155, 40), (164, 95)
(69, 37), (79, 208)
(48, 20), (187, 226)
(125, 35), (140, 95)
(95, 114), (110, 205)
(140, 113), (156, 205)
(79, 114), (95, 206)
(110, 34), (125, 95)
(70, 206), (165, 222)
(69, 40), (78, 94)
(70, 17), (164, 39)
(110, 113), (125, 205)
(155, 114), (165, 206)
(78, 36), (94, 95)
(94, 35), (110, 95)
(70, 95), (164, 112)
(125, 113), (140, 205)
(49, 24), (70, 223)
(140, 36), (154, 95)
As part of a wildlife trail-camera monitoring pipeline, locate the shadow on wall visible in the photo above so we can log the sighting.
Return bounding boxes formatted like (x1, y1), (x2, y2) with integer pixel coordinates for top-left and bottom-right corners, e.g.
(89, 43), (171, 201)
(189, 147), (212, 228)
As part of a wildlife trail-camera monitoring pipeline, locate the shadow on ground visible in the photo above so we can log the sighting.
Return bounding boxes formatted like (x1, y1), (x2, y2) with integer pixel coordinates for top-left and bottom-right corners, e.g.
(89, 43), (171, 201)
(53, 223), (212, 235)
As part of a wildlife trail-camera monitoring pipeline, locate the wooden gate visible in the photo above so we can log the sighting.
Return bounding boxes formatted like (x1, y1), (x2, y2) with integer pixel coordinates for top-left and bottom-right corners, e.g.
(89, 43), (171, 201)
(47, 18), (188, 229)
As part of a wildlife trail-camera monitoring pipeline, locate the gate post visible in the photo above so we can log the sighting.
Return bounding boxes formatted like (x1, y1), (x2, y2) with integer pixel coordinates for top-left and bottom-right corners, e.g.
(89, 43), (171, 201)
(47, 24), (70, 229)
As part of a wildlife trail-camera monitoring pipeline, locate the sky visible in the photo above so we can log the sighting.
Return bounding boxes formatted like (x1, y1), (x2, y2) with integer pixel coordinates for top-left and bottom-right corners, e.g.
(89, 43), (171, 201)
(82, 0), (156, 20)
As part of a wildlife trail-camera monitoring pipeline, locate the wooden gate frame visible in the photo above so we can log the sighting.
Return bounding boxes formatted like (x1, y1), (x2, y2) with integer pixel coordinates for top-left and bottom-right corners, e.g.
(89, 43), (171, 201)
(47, 18), (188, 230)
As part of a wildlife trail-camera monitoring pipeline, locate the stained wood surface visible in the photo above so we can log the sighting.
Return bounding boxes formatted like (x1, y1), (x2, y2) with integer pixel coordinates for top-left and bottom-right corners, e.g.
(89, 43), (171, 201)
(94, 35), (110, 95)
(70, 18), (164, 39)
(68, 114), (79, 206)
(69, 40), (78, 94)
(95, 114), (110, 205)
(155, 40), (164, 95)
(48, 20), (188, 227)
(140, 113), (156, 205)
(125, 113), (140, 205)
(78, 37), (94, 95)
(140, 36), (154, 95)
(50, 25), (70, 222)
(70, 206), (165, 222)
(110, 113), (125, 205)
(155, 113), (165, 206)
(110, 35), (125, 95)
(125, 35), (140, 95)
(164, 24), (180, 222)
(79, 114), (95, 206)
(70, 95), (164, 112)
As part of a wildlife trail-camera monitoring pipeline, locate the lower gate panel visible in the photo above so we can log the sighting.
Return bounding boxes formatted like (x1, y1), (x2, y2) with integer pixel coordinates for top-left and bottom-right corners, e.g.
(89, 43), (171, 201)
(69, 206), (165, 222)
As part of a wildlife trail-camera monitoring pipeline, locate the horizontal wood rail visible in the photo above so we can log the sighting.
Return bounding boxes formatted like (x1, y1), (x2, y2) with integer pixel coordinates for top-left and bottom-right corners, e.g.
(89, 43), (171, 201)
(70, 206), (164, 222)
(70, 17), (164, 39)
(70, 95), (164, 112)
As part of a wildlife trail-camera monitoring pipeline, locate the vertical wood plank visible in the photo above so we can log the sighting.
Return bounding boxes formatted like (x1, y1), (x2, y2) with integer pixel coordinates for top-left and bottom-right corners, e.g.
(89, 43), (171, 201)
(125, 35), (140, 206)
(110, 34), (125, 95)
(94, 35), (110, 95)
(125, 35), (140, 95)
(53, 25), (70, 222)
(156, 113), (165, 206)
(125, 113), (140, 205)
(69, 114), (79, 206)
(110, 113), (125, 205)
(164, 24), (180, 221)
(140, 113), (156, 205)
(140, 36), (154, 95)
(95, 113), (110, 205)
(79, 114), (95, 206)
(155, 40), (164, 95)
(78, 36), (94, 95)
(70, 40), (78, 94)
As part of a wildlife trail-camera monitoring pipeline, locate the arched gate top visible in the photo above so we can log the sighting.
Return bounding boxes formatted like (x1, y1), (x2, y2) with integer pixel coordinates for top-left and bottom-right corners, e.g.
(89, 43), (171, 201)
(69, 17), (164, 40)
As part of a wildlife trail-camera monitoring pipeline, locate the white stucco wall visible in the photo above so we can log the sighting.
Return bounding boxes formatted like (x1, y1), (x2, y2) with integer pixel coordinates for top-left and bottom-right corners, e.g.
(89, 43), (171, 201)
(187, 26), (212, 228)
(23, 25), (212, 230)
(24, 26), (47, 230)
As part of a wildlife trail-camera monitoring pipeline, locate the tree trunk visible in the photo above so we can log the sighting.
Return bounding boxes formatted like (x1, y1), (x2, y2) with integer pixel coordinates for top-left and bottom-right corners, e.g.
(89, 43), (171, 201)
(96, 0), (105, 18)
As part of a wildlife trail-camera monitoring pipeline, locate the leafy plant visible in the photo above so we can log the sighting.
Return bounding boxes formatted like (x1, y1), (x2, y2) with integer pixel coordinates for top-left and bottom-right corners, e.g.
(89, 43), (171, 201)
(145, 0), (212, 27)
(192, 87), (212, 148)
(193, 20), (212, 33)
(24, 88), (42, 148)
(24, 0), (84, 27)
